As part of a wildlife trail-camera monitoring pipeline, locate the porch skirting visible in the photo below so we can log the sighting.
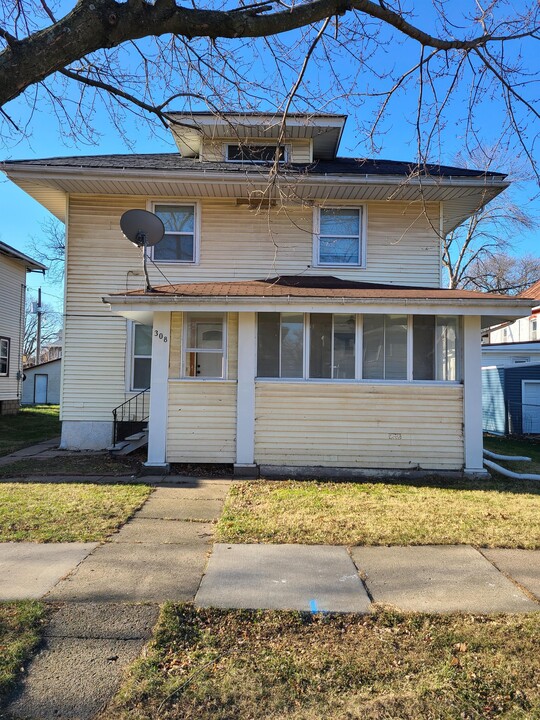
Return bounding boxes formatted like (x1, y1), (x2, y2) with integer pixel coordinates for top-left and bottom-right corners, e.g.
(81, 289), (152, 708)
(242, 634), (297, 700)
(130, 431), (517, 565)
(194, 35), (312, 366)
(166, 381), (464, 472)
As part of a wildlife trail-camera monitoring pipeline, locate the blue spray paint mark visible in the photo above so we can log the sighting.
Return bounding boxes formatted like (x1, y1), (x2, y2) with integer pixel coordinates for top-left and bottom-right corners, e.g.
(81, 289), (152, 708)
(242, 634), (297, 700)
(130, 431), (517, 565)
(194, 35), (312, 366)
(309, 599), (318, 613)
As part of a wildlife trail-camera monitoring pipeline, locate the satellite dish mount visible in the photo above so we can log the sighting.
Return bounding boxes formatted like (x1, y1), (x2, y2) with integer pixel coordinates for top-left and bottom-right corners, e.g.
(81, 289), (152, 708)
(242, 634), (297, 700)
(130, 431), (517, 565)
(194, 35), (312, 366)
(120, 209), (165, 293)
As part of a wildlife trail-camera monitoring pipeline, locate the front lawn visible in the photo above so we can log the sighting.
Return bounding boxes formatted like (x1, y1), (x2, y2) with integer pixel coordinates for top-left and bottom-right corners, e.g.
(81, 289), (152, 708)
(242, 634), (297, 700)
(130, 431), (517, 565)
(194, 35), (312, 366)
(0, 601), (46, 704)
(0, 454), (139, 478)
(104, 604), (540, 720)
(0, 482), (151, 542)
(0, 405), (61, 456)
(217, 476), (540, 548)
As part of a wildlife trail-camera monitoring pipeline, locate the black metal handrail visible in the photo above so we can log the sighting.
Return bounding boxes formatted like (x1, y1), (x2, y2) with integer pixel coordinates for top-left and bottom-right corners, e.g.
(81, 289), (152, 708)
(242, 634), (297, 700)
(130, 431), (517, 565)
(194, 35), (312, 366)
(112, 387), (150, 445)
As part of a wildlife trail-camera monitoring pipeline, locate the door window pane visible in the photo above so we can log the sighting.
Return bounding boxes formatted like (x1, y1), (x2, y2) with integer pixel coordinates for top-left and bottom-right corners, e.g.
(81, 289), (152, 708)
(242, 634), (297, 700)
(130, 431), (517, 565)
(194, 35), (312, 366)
(133, 358), (151, 389)
(184, 314), (225, 378)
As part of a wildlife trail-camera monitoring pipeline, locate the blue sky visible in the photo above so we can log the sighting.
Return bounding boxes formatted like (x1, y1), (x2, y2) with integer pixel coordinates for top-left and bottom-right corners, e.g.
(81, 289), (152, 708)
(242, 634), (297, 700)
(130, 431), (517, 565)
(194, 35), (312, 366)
(1, 3), (538, 310)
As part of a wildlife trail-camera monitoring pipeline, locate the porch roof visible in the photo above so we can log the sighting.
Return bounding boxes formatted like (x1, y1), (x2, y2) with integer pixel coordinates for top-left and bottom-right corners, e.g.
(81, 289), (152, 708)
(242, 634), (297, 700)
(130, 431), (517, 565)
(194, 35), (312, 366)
(103, 276), (533, 328)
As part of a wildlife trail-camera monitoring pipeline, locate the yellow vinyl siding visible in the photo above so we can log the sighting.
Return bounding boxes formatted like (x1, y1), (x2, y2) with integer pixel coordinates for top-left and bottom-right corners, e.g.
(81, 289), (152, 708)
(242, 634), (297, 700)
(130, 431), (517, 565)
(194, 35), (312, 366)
(167, 381), (237, 462)
(63, 193), (441, 422)
(254, 383), (464, 470)
(62, 195), (145, 420)
(0, 256), (25, 401)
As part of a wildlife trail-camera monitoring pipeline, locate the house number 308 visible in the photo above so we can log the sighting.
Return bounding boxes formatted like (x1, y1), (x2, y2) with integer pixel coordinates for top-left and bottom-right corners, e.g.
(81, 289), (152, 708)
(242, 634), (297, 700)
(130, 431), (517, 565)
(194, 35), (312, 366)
(154, 331), (168, 343)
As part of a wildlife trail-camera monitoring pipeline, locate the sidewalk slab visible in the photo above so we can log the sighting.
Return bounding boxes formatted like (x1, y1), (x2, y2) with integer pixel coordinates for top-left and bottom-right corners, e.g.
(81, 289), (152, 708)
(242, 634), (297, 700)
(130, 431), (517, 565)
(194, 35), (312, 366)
(482, 549), (540, 601)
(137, 493), (225, 520)
(0, 543), (98, 600)
(44, 602), (159, 639)
(351, 545), (539, 613)
(196, 543), (371, 613)
(111, 517), (214, 544)
(7, 637), (144, 720)
(47, 542), (209, 602)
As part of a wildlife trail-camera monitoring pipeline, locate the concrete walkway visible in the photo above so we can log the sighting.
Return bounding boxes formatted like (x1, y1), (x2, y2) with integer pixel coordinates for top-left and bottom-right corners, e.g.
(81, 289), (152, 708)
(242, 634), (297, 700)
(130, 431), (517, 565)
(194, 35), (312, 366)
(0, 437), (61, 467)
(4, 478), (232, 720)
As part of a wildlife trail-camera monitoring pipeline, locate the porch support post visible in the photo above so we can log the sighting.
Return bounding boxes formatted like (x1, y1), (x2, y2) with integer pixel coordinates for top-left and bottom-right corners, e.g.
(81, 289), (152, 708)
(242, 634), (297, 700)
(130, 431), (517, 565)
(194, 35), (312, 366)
(463, 315), (487, 475)
(235, 311), (257, 476)
(145, 311), (171, 471)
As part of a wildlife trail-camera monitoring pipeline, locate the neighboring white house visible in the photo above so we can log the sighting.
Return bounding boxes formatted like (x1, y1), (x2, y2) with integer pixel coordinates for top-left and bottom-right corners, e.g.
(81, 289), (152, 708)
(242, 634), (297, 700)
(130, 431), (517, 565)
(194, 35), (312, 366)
(22, 358), (62, 405)
(0, 241), (46, 415)
(1, 113), (533, 474)
(482, 279), (540, 368)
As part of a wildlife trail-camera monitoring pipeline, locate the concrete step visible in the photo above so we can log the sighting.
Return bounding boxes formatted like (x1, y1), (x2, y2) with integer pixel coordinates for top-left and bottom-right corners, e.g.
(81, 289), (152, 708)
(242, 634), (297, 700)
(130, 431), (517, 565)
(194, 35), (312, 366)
(110, 432), (148, 456)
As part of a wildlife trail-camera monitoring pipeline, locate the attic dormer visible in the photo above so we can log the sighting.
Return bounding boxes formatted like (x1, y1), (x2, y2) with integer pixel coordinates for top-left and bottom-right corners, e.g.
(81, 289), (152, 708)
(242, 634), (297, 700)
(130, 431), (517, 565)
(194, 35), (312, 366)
(167, 112), (346, 163)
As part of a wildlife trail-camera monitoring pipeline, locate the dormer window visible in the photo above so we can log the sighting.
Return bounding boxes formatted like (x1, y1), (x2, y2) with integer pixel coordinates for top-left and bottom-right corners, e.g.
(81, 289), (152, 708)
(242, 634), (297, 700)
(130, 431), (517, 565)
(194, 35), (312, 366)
(226, 144), (286, 163)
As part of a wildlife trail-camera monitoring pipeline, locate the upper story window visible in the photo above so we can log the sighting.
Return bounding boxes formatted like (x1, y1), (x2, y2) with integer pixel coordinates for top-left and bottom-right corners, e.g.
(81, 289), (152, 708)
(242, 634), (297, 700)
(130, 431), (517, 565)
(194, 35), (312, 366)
(0, 337), (9, 376)
(152, 204), (197, 263)
(226, 144), (286, 163)
(531, 317), (537, 341)
(315, 207), (365, 266)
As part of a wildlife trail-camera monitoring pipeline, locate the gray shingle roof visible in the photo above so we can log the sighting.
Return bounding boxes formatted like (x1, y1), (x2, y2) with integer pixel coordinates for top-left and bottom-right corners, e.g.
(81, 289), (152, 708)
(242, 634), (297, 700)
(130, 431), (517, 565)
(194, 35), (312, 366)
(1, 153), (506, 179)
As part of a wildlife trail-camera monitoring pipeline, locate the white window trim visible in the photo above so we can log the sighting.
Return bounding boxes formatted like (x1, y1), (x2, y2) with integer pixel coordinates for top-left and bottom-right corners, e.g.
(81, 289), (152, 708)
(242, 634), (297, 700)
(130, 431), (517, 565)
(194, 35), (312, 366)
(0, 336), (9, 377)
(148, 201), (200, 265)
(223, 142), (290, 164)
(127, 321), (152, 392)
(256, 312), (461, 384)
(313, 205), (367, 269)
(181, 312), (228, 380)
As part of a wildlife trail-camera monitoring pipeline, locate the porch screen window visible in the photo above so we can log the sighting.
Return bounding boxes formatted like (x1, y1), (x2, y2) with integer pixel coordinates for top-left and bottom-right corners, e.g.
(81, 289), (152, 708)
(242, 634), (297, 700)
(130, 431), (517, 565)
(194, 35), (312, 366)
(413, 316), (459, 381)
(184, 313), (225, 378)
(310, 314), (355, 379)
(257, 313), (303, 378)
(363, 315), (407, 380)
(317, 208), (362, 265)
(0, 337), (9, 376)
(132, 324), (152, 390)
(153, 205), (196, 262)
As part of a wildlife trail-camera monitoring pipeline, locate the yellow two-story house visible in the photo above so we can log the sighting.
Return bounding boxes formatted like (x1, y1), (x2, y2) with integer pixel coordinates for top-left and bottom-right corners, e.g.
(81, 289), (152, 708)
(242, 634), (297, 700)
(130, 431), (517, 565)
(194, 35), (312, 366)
(2, 113), (532, 474)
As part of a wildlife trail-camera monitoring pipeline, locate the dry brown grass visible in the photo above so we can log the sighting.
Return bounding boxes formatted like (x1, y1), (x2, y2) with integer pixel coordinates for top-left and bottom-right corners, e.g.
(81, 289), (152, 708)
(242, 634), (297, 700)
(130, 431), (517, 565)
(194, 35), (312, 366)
(104, 605), (540, 720)
(216, 477), (540, 548)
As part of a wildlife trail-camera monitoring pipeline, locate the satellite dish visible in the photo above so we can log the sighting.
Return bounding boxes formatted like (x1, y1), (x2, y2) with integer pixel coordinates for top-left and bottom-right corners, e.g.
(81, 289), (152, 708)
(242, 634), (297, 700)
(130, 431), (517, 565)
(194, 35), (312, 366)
(120, 209), (165, 293)
(120, 209), (164, 247)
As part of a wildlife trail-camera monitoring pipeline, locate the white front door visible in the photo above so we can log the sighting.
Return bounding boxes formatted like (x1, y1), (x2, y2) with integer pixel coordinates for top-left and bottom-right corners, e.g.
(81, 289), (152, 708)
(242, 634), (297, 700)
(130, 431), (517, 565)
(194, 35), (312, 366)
(34, 374), (48, 404)
(522, 380), (540, 433)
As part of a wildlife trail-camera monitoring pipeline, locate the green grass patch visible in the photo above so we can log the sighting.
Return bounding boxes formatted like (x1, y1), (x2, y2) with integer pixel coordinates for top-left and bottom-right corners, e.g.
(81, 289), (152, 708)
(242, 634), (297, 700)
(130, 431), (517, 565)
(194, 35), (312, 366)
(0, 601), (47, 704)
(484, 435), (540, 474)
(217, 477), (540, 548)
(104, 604), (540, 720)
(0, 454), (139, 478)
(0, 405), (61, 457)
(0, 482), (151, 542)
